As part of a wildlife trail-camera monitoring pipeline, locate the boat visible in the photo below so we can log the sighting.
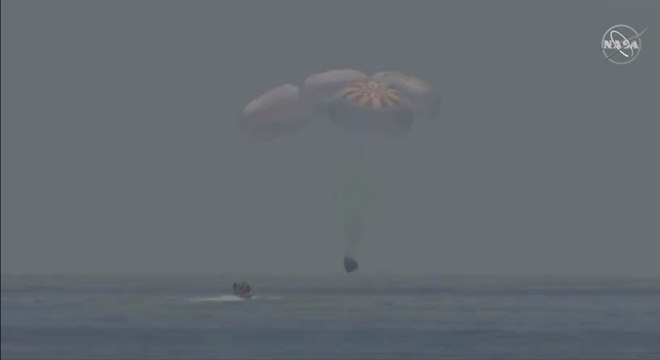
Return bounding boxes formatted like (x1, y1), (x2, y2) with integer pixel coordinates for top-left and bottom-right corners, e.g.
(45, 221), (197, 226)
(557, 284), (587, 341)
(233, 281), (253, 299)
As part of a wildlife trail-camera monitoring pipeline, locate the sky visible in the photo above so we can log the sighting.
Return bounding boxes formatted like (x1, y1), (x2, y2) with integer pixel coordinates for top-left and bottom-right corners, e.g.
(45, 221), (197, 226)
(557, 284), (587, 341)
(1, 1), (658, 276)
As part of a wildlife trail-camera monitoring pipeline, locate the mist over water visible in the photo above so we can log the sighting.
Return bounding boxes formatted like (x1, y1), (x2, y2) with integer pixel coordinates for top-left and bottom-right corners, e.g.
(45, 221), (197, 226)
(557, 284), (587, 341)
(3, 0), (659, 277)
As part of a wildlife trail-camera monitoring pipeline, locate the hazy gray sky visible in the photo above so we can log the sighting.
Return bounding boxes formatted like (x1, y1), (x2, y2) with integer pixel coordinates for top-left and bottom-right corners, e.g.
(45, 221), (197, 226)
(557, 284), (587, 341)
(2, 1), (658, 276)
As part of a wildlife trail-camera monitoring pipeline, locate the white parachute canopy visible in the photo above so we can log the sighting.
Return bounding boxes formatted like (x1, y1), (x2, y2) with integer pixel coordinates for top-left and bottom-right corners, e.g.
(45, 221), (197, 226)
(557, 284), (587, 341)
(239, 84), (314, 142)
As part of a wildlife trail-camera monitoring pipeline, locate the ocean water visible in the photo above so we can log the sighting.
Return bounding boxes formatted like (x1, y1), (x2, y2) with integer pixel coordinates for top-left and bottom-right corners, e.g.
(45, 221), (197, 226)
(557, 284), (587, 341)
(2, 275), (659, 359)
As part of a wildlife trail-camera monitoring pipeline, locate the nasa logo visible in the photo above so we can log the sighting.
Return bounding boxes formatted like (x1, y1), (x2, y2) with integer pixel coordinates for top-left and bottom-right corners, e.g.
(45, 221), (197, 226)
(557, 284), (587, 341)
(601, 25), (645, 65)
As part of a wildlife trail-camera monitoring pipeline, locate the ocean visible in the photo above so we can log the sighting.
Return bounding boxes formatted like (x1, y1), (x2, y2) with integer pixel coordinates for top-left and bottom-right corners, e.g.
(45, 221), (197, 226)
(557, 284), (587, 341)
(2, 274), (659, 359)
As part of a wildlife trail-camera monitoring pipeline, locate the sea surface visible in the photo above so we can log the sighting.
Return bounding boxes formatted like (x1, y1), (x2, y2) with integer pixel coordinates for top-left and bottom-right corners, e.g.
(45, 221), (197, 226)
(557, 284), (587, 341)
(2, 274), (660, 359)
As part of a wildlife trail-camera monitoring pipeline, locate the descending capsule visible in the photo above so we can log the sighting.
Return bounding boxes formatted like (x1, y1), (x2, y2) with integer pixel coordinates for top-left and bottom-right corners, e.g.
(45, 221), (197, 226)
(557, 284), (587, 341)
(325, 80), (414, 140)
(239, 84), (313, 142)
(371, 71), (440, 119)
(344, 256), (359, 273)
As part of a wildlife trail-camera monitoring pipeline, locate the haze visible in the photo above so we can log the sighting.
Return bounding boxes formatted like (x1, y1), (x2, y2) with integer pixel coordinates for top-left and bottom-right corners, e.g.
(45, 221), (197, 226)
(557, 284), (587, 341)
(2, 1), (658, 276)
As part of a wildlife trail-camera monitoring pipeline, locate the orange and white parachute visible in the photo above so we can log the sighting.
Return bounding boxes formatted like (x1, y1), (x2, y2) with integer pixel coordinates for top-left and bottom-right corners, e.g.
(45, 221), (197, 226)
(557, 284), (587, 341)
(325, 80), (414, 140)
(238, 68), (439, 142)
(238, 68), (440, 273)
(300, 68), (369, 110)
(371, 71), (440, 119)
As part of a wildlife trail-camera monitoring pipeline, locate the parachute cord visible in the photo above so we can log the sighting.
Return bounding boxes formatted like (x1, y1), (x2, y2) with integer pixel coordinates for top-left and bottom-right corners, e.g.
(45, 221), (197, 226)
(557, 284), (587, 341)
(350, 137), (366, 181)
(344, 138), (366, 257)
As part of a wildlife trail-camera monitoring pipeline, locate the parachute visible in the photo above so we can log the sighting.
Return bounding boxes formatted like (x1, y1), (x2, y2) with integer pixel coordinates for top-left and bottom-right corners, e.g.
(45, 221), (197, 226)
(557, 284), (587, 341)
(322, 79), (416, 272)
(371, 71), (440, 119)
(325, 80), (414, 141)
(239, 84), (314, 142)
(301, 69), (369, 113)
(239, 68), (440, 273)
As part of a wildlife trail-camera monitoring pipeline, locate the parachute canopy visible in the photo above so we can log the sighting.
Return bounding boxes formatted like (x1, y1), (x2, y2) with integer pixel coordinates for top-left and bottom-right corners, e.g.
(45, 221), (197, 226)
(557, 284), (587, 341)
(238, 68), (439, 273)
(239, 84), (313, 142)
(300, 68), (369, 111)
(325, 80), (414, 140)
(239, 69), (439, 143)
(371, 71), (440, 119)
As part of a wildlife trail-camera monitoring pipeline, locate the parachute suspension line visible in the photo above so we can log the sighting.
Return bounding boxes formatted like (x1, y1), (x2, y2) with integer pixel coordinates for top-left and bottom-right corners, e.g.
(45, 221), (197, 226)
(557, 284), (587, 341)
(357, 137), (366, 162)
(344, 137), (366, 257)
(349, 137), (366, 187)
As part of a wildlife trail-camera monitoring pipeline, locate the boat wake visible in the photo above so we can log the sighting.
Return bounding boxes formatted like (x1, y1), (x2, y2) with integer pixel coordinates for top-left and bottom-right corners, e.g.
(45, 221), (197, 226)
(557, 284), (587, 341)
(189, 294), (282, 303)
(253, 295), (283, 300)
(189, 294), (245, 303)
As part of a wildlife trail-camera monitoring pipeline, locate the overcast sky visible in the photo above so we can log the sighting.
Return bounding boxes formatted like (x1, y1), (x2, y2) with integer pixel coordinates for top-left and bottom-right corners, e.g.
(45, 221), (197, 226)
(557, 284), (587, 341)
(2, 1), (658, 276)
